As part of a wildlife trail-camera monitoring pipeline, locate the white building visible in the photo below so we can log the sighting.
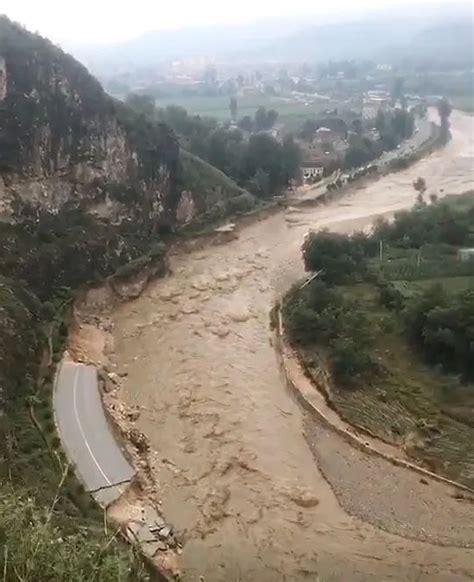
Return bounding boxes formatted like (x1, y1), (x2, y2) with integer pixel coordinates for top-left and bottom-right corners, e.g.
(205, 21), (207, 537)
(302, 164), (324, 180)
(458, 248), (474, 262)
(376, 63), (393, 72)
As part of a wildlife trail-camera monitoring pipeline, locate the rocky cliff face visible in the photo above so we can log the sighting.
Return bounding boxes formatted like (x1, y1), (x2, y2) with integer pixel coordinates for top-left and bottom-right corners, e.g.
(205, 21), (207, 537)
(0, 16), (179, 224)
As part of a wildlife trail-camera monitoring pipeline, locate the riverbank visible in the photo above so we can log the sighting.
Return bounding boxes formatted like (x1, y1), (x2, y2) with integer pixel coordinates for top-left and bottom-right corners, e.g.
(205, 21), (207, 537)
(274, 309), (474, 547)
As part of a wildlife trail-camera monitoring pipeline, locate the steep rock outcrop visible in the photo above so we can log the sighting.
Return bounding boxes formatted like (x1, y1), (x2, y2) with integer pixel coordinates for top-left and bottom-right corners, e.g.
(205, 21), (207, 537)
(0, 16), (179, 224)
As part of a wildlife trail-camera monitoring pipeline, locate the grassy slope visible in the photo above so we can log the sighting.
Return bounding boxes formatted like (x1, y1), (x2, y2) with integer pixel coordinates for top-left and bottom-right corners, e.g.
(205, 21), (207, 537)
(0, 278), (149, 579)
(180, 149), (257, 222)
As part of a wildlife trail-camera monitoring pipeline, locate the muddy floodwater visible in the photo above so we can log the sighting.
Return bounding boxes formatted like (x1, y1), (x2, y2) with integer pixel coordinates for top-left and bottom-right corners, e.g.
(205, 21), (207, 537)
(112, 111), (474, 581)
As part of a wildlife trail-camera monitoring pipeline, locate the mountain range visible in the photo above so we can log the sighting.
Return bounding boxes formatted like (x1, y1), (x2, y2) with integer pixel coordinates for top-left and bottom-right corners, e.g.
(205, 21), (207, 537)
(70, 2), (473, 74)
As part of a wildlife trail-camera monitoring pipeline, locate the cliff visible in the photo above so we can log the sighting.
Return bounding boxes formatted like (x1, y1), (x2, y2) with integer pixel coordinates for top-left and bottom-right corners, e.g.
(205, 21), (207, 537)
(0, 16), (179, 225)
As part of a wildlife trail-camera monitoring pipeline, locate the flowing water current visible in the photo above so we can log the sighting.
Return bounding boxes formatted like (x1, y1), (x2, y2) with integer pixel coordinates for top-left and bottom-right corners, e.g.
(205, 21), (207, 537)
(112, 111), (474, 581)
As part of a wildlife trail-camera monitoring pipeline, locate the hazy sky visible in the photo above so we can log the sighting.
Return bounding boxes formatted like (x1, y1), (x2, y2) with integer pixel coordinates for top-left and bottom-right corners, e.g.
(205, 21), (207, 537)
(0, 0), (463, 44)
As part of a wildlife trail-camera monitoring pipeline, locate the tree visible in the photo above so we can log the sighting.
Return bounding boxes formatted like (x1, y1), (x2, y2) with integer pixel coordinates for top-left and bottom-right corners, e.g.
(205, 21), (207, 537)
(238, 115), (253, 132)
(437, 97), (452, 141)
(371, 196), (472, 248)
(254, 107), (267, 131)
(375, 109), (386, 134)
(229, 97), (238, 121)
(266, 109), (278, 129)
(302, 230), (373, 284)
(207, 127), (243, 176)
(391, 76), (405, 105)
(125, 93), (156, 119)
(249, 168), (271, 197)
(413, 177), (427, 202)
(159, 105), (190, 134)
(351, 118), (363, 135)
(391, 109), (415, 140)
(244, 133), (283, 195)
(403, 285), (474, 380)
(254, 107), (279, 131)
(344, 136), (379, 169)
(374, 108), (414, 150)
(330, 336), (376, 387)
(281, 135), (302, 184)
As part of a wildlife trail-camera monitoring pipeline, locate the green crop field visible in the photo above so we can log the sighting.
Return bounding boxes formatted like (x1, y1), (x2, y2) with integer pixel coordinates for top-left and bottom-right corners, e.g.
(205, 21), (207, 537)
(155, 94), (334, 125)
(393, 276), (474, 297)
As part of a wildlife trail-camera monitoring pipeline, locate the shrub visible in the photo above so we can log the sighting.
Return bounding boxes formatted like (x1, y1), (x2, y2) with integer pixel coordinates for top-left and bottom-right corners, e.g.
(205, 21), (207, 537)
(0, 484), (150, 581)
(403, 285), (474, 380)
(302, 230), (375, 285)
(44, 421), (55, 434)
(227, 192), (256, 214)
(378, 281), (404, 311)
(42, 409), (52, 421)
(329, 337), (378, 388)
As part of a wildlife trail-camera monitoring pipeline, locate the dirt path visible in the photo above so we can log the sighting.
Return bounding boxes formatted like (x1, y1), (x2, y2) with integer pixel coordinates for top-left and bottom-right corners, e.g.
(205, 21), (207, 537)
(111, 110), (474, 581)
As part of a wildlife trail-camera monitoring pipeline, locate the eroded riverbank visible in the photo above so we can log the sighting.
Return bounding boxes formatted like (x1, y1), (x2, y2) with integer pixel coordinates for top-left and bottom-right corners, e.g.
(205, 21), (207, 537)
(110, 110), (474, 581)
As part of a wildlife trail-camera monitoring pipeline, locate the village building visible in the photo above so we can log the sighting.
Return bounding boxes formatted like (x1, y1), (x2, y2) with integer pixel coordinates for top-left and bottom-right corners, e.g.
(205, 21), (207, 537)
(301, 161), (325, 180)
(458, 248), (474, 262)
(362, 90), (391, 119)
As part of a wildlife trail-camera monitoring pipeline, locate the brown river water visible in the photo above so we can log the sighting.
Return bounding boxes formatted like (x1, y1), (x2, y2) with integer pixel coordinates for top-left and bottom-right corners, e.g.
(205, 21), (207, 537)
(112, 110), (474, 581)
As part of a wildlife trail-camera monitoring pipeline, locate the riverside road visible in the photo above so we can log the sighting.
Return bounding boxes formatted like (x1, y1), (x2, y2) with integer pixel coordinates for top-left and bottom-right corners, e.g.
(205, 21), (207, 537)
(54, 361), (134, 506)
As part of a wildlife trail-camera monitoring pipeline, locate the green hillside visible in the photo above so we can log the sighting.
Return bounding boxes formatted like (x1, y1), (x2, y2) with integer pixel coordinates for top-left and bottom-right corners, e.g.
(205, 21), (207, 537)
(180, 150), (257, 223)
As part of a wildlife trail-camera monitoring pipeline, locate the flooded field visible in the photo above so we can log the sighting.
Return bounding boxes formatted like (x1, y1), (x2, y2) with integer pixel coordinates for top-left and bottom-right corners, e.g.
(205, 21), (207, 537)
(112, 111), (474, 581)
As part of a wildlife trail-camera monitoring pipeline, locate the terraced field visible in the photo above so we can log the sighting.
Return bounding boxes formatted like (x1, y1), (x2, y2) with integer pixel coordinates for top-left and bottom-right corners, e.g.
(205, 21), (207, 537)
(323, 283), (474, 487)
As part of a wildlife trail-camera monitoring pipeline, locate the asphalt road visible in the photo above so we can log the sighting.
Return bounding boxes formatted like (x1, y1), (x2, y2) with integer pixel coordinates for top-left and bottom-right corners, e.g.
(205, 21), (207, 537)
(54, 361), (134, 505)
(378, 117), (432, 165)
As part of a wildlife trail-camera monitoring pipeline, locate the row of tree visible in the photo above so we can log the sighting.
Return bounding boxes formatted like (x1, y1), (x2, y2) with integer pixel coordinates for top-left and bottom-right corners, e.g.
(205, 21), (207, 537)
(343, 108), (415, 169)
(374, 197), (474, 248)
(237, 106), (279, 132)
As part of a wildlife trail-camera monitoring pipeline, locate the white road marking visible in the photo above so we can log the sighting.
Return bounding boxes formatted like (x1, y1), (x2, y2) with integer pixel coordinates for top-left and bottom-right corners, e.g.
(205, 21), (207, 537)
(72, 366), (112, 486)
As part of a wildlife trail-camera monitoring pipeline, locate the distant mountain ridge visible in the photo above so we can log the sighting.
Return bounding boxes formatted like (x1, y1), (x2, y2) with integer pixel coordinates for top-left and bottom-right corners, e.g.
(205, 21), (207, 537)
(247, 14), (473, 64)
(70, 2), (473, 73)
(404, 22), (474, 64)
(72, 17), (311, 72)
